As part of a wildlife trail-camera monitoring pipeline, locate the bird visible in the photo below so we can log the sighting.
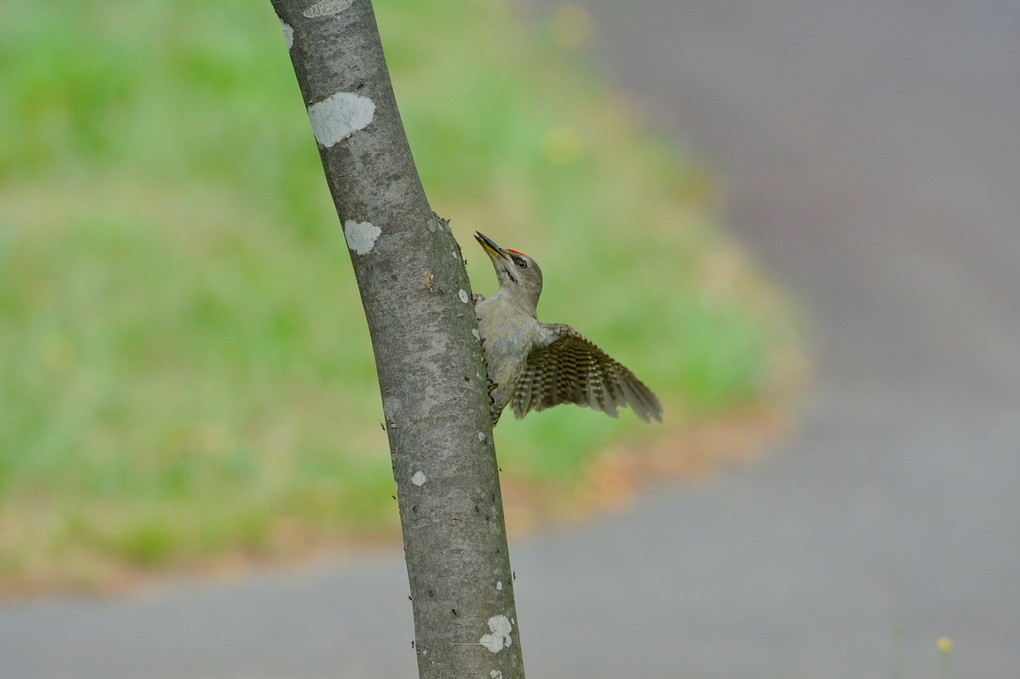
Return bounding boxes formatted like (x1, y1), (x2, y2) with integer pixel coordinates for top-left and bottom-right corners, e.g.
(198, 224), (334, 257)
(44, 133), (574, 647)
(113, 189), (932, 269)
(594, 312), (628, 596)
(472, 231), (663, 426)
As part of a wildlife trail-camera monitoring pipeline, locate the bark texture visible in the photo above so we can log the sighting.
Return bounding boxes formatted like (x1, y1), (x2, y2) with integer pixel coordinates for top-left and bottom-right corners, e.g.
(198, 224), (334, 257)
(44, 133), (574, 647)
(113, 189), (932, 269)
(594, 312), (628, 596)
(270, 2), (525, 677)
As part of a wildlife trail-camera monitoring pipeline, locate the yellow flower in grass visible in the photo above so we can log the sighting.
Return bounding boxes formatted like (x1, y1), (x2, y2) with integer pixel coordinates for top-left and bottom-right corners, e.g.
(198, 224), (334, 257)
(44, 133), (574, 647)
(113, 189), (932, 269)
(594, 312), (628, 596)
(542, 126), (583, 166)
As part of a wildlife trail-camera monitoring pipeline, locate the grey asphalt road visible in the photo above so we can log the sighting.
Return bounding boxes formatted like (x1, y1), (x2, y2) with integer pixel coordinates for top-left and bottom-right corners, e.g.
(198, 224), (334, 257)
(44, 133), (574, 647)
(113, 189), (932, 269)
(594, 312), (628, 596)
(3, 1), (1020, 677)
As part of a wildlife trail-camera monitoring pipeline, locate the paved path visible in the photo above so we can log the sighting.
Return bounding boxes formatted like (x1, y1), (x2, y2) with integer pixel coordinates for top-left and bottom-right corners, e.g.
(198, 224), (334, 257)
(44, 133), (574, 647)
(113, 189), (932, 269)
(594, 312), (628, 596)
(2, 1), (1019, 677)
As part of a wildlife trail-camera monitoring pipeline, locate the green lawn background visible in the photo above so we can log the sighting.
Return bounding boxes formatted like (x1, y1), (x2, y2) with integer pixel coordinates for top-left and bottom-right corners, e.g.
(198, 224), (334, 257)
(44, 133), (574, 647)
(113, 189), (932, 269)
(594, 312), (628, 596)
(0, 0), (797, 590)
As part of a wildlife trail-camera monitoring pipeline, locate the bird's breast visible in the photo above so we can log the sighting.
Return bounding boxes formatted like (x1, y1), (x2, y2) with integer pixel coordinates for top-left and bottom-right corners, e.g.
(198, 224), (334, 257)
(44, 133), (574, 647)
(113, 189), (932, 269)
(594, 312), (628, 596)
(475, 296), (538, 386)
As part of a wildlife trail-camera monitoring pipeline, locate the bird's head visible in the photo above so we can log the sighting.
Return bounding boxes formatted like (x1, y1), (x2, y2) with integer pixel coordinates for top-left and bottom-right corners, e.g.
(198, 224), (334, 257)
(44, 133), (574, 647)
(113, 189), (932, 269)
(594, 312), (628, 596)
(474, 231), (543, 310)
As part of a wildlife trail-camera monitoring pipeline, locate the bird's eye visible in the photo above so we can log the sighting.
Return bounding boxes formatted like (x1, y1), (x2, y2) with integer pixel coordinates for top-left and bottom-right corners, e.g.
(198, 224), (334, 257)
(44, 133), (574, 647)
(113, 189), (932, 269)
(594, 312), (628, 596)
(515, 259), (527, 269)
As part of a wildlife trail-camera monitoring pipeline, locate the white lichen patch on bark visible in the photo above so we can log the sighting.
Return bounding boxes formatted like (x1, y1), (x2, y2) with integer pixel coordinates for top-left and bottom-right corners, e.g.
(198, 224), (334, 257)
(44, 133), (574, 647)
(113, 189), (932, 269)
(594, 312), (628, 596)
(496, 580), (502, 590)
(302, 0), (353, 18)
(279, 19), (294, 50)
(459, 289), (469, 303)
(490, 671), (503, 679)
(343, 220), (381, 255)
(472, 329), (481, 340)
(479, 615), (513, 653)
(411, 471), (427, 487)
(307, 92), (375, 148)
(478, 432), (486, 442)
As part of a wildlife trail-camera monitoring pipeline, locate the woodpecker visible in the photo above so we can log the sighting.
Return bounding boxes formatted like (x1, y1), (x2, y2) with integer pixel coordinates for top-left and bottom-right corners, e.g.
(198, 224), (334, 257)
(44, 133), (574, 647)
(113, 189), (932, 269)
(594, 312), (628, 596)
(473, 232), (663, 426)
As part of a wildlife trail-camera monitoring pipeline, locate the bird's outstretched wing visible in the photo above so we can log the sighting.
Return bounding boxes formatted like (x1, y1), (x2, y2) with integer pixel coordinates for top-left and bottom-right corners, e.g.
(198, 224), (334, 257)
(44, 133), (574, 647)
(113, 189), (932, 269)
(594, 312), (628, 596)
(512, 323), (663, 422)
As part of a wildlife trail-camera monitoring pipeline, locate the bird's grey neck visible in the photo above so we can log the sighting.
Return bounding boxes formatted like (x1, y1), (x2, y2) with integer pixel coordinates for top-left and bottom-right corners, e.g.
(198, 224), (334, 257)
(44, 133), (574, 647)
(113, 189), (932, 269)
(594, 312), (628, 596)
(494, 286), (539, 318)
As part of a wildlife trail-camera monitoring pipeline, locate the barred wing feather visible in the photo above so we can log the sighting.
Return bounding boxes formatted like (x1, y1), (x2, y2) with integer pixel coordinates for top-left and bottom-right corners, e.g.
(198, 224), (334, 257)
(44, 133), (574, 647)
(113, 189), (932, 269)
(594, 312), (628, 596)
(512, 324), (663, 422)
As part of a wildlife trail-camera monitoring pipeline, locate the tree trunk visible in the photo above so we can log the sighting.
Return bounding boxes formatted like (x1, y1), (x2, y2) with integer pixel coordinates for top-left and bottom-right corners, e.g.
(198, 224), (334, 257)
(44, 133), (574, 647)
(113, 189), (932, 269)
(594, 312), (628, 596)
(270, 1), (525, 677)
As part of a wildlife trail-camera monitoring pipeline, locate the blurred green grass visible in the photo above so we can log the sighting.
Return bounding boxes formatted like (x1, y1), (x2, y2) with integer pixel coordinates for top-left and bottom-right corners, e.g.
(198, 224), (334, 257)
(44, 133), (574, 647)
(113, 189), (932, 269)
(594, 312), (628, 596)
(0, 0), (798, 588)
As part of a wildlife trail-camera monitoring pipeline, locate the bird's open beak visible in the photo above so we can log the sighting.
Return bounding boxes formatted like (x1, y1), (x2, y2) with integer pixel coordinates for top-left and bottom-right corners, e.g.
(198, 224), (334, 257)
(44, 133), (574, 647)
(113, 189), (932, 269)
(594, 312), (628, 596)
(475, 231), (510, 261)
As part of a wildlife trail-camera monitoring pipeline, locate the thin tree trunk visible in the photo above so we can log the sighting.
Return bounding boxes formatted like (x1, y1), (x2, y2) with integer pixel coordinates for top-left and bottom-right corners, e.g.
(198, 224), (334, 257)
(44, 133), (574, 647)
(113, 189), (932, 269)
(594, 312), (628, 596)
(270, 1), (525, 677)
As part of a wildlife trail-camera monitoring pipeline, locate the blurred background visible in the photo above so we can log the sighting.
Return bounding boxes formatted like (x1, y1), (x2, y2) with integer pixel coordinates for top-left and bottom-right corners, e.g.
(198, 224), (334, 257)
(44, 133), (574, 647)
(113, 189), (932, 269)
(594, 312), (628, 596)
(3, 0), (1020, 677)
(0, 0), (797, 593)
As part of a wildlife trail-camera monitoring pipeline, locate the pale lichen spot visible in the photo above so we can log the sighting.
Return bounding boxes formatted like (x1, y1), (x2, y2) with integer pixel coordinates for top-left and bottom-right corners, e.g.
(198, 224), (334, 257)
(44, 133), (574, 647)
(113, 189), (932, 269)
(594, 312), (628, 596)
(302, 0), (353, 19)
(344, 220), (381, 255)
(478, 432), (486, 442)
(459, 289), (469, 303)
(496, 580), (502, 591)
(472, 329), (481, 340)
(490, 671), (503, 679)
(411, 471), (427, 487)
(279, 19), (294, 50)
(307, 91), (375, 148)
(479, 615), (513, 653)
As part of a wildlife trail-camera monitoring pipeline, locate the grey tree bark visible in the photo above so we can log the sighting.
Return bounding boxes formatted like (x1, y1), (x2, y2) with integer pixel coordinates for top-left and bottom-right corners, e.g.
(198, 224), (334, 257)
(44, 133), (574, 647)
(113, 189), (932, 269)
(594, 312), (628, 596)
(270, 1), (525, 678)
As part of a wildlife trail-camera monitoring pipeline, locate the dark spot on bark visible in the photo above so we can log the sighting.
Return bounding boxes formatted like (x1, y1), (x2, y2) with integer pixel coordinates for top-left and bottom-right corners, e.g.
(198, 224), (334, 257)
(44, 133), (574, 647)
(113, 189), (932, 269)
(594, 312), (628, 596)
(451, 608), (458, 616)
(474, 505), (480, 513)
(464, 376), (470, 382)
(428, 589), (434, 598)
(412, 505), (417, 513)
